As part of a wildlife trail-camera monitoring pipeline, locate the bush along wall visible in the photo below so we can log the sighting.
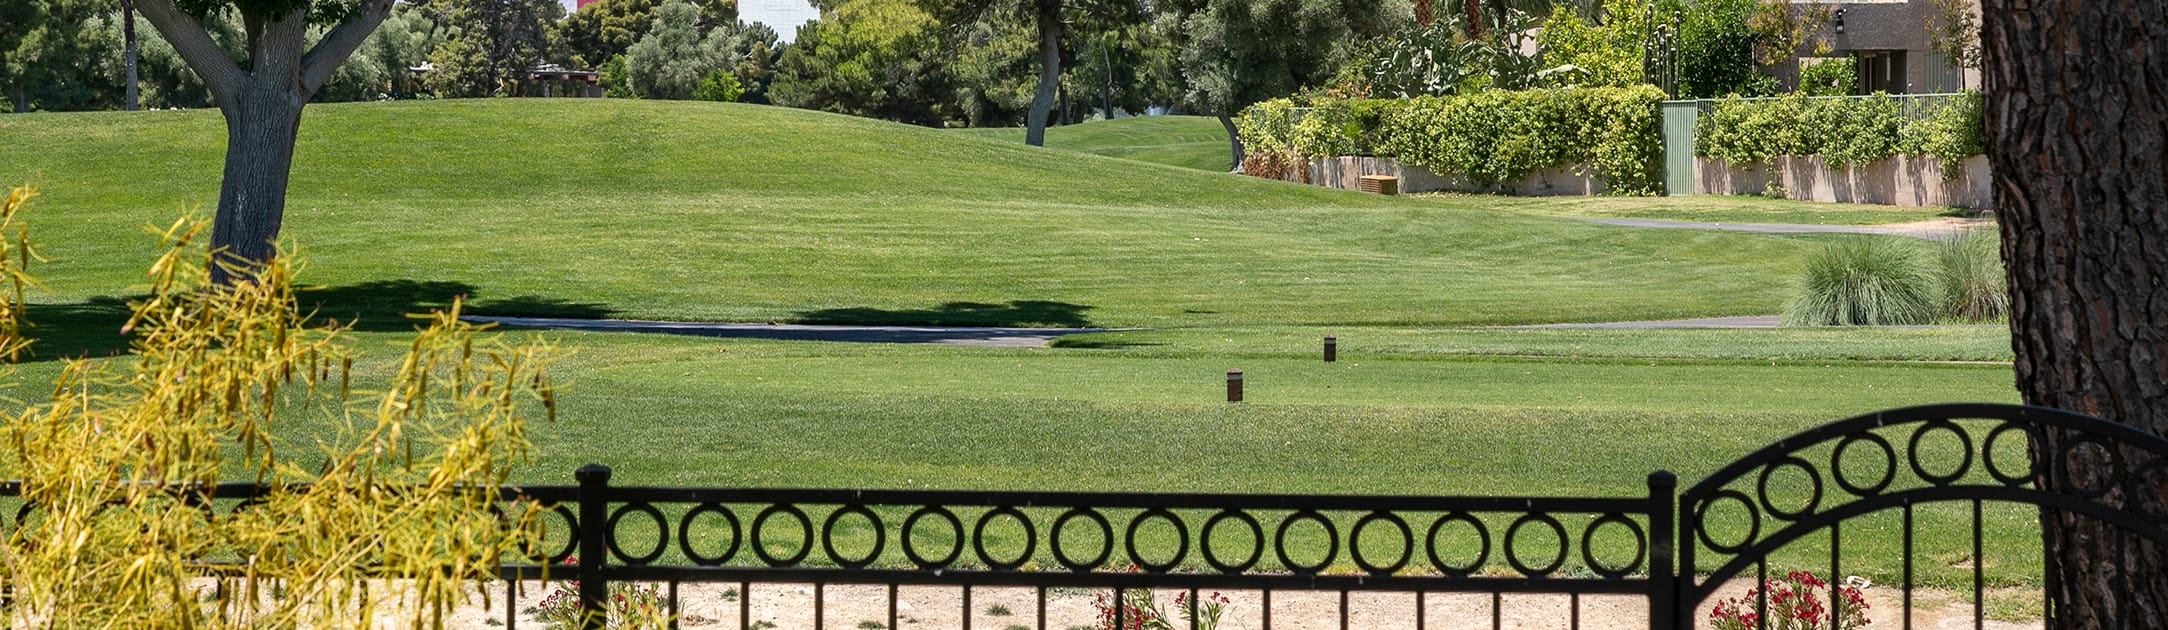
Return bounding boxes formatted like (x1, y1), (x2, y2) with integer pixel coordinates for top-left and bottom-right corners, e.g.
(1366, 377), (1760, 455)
(1695, 91), (1986, 179)
(1235, 86), (1669, 196)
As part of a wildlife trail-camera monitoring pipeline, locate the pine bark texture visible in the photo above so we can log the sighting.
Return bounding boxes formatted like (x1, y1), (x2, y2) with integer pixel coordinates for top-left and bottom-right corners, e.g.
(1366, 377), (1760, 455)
(1024, 0), (1062, 147)
(1980, 2), (2168, 628)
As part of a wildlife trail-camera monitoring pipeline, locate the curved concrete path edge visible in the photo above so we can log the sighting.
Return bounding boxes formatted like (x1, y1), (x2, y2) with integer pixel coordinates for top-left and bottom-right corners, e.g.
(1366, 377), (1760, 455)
(1570, 216), (1992, 240)
(1503, 315), (1782, 329)
(460, 315), (1138, 347)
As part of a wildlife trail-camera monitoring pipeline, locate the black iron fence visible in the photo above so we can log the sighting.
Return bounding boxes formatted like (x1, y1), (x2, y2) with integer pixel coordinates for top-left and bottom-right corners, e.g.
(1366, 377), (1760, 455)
(3, 403), (2162, 629)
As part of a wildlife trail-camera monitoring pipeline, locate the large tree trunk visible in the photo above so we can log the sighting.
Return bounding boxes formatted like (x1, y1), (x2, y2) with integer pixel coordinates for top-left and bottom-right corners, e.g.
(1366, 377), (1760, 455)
(1098, 37), (1113, 120)
(1217, 114), (1242, 172)
(134, 0), (392, 284)
(9, 83), (24, 113)
(1414, 0), (1431, 28)
(210, 84), (305, 281)
(123, 0), (140, 111)
(1461, 0), (1480, 38)
(1023, 0), (1061, 147)
(1980, 1), (2168, 628)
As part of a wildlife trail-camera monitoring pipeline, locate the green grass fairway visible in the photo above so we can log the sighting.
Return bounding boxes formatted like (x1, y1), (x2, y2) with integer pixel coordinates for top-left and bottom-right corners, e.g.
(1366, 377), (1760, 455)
(950, 115), (1232, 171)
(1, 98), (2034, 589)
(2, 99), (1835, 329)
(1455, 193), (1966, 225)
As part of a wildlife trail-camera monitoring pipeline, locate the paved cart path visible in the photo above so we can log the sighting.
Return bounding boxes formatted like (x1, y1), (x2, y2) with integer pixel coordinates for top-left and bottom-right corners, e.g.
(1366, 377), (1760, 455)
(1504, 315), (1783, 329)
(461, 315), (1131, 347)
(1571, 216), (1991, 240)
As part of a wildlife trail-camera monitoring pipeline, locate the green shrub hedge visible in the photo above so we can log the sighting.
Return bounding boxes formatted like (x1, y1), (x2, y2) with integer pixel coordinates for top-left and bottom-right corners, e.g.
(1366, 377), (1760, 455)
(1236, 86), (1668, 196)
(1696, 91), (1985, 179)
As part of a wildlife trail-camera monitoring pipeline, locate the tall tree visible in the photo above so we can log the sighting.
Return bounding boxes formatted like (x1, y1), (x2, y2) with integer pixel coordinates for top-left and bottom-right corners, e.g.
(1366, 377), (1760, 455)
(132, 0), (394, 279)
(624, 0), (736, 99)
(1980, 1), (2168, 628)
(928, 0), (1143, 146)
(122, 0), (140, 110)
(422, 0), (565, 97)
(1159, 0), (1398, 169)
(561, 0), (734, 68)
(769, 0), (950, 125)
(3, 0), (115, 112)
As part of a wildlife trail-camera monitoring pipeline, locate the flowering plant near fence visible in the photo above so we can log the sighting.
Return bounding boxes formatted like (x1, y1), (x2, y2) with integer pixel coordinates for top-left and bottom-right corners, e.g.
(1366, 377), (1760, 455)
(1709, 570), (1872, 630)
(1091, 587), (1231, 630)
(530, 561), (674, 630)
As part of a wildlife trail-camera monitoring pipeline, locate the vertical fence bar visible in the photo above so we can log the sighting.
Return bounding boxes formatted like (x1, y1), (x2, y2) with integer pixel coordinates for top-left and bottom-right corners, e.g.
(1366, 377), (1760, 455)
(1491, 592), (1501, 630)
(816, 582), (825, 630)
(507, 577), (520, 629)
(1648, 472), (1676, 630)
(1973, 499), (1984, 630)
(741, 581), (751, 630)
(1038, 586), (1047, 630)
(1830, 522), (1842, 630)
(1416, 591), (1426, 629)
(1755, 560), (1767, 630)
(669, 581), (681, 630)
(2041, 507), (2056, 627)
(963, 585), (973, 630)
(1903, 503), (1914, 630)
(575, 464), (612, 630)
(1262, 589), (1272, 630)
(1114, 587), (1124, 629)
(890, 584), (900, 630)
(1338, 590), (1349, 630)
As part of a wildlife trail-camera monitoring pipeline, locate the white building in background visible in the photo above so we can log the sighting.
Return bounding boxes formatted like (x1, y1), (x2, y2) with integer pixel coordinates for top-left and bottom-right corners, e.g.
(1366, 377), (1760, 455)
(738, 0), (821, 43)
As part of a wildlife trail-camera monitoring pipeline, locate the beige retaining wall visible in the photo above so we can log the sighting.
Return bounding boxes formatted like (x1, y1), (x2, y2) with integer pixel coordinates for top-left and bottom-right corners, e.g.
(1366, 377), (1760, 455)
(1694, 154), (1993, 209)
(1292, 156), (1609, 196)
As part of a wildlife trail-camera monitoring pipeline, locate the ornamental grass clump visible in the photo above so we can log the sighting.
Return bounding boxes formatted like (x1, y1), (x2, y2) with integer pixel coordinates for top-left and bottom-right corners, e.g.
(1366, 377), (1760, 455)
(1935, 227), (2007, 323)
(0, 184), (566, 628)
(1782, 238), (1940, 326)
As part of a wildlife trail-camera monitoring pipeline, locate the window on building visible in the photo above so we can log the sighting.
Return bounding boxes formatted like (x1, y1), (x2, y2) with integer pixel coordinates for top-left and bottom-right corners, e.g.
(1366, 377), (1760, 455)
(1852, 50), (1909, 94)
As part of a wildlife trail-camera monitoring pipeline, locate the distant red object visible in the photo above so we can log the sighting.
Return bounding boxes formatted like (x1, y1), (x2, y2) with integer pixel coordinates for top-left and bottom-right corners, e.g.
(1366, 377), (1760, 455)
(577, 0), (598, 8)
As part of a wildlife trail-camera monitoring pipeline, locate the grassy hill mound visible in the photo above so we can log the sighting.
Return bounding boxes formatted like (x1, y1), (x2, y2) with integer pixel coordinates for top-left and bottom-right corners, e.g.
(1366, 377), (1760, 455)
(950, 115), (1233, 171)
(3, 99), (1813, 329)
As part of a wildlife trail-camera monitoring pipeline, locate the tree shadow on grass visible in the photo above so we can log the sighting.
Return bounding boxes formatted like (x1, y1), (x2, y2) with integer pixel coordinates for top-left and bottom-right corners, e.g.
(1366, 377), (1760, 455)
(795, 300), (1095, 327)
(19, 281), (616, 361)
(24, 297), (135, 361)
(297, 280), (616, 331)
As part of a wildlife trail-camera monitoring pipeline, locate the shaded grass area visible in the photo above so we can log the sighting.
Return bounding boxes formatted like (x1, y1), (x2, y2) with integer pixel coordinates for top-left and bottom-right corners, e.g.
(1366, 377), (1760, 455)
(1449, 193), (1965, 226)
(949, 116), (1232, 172)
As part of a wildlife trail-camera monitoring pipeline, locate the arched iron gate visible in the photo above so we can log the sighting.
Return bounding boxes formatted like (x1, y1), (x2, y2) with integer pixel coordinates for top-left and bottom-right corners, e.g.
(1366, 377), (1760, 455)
(1673, 403), (2168, 629)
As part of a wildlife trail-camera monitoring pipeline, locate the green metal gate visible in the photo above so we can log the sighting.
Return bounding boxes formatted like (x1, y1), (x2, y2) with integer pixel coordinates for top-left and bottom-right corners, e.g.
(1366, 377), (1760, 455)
(1659, 100), (1700, 196)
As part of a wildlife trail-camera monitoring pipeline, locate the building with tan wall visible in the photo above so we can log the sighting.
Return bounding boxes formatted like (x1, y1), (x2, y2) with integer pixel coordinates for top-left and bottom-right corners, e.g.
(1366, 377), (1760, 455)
(1791, 0), (1980, 93)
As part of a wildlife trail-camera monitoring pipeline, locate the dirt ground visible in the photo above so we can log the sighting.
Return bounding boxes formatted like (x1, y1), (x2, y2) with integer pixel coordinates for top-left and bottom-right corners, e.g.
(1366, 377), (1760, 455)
(443, 579), (2042, 630)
